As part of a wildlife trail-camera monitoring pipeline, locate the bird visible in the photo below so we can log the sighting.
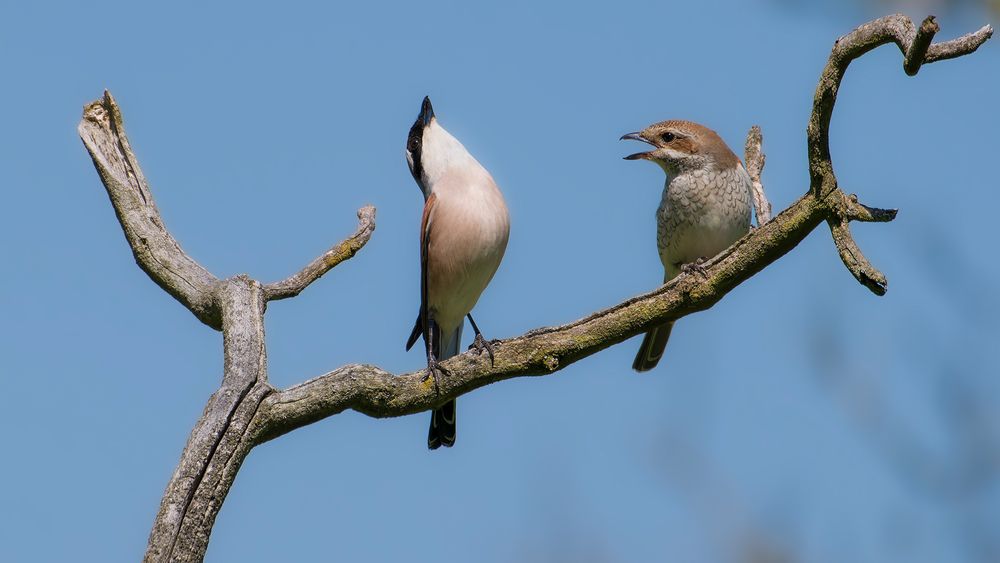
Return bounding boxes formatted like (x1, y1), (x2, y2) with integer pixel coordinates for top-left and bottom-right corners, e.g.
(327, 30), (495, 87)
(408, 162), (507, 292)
(404, 96), (510, 449)
(620, 120), (752, 372)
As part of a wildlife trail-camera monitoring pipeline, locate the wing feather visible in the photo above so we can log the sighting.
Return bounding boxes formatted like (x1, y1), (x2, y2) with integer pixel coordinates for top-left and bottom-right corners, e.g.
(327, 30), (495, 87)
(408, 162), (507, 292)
(405, 193), (437, 352)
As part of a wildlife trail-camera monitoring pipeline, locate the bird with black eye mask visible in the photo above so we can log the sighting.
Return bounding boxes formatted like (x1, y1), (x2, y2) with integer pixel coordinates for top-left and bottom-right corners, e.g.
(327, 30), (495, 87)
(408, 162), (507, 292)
(404, 97), (511, 449)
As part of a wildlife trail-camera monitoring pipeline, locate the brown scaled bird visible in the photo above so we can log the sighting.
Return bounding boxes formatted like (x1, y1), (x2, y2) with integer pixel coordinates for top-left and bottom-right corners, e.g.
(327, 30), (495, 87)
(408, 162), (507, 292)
(621, 120), (753, 371)
(405, 97), (510, 449)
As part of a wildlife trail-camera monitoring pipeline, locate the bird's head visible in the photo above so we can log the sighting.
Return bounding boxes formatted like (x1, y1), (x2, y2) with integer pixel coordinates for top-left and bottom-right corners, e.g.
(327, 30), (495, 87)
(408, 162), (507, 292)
(620, 120), (739, 176)
(405, 96), (473, 194)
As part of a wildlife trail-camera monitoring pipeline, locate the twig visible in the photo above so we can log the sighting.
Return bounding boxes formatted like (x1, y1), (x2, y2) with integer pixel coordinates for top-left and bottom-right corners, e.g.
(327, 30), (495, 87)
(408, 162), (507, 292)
(263, 206), (376, 301)
(744, 125), (771, 225)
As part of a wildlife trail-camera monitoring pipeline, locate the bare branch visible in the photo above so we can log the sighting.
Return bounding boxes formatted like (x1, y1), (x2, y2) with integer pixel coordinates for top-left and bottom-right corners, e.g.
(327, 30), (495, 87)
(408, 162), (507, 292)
(904, 16), (940, 75)
(78, 91), (222, 329)
(828, 216), (888, 296)
(145, 276), (272, 562)
(263, 205), (377, 301)
(926, 24), (993, 63)
(804, 14), (988, 293)
(744, 125), (771, 225)
(844, 194), (897, 223)
(807, 14), (993, 191)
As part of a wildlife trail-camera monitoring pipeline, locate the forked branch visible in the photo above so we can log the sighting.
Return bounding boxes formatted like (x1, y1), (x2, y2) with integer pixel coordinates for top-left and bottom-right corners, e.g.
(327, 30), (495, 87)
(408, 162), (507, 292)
(805, 14), (991, 295)
(79, 91), (222, 328)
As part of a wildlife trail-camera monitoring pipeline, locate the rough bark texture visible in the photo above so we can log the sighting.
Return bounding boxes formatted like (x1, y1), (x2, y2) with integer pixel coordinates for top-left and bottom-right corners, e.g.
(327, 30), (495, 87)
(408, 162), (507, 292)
(79, 97), (221, 328)
(77, 14), (991, 563)
(744, 125), (771, 226)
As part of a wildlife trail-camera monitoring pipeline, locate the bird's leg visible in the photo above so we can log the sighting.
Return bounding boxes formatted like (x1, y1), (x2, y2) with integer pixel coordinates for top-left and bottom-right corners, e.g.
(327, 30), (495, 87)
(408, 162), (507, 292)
(422, 317), (449, 388)
(466, 313), (496, 366)
(681, 257), (709, 278)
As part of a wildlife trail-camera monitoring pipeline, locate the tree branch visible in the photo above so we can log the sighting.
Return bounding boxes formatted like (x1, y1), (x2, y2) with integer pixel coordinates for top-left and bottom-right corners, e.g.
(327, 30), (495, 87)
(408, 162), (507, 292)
(144, 276), (272, 563)
(79, 91), (222, 329)
(804, 15), (989, 297)
(263, 205), (376, 301)
(926, 24), (993, 63)
(903, 16), (940, 75)
(744, 125), (771, 225)
(807, 14), (992, 192)
(844, 193), (897, 223)
(828, 216), (888, 295)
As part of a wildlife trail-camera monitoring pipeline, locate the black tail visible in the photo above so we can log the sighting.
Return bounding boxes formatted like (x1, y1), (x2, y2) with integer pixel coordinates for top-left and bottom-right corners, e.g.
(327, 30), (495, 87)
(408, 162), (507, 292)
(427, 399), (456, 449)
(632, 321), (673, 372)
(405, 314), (422, 351)
(425, 324), (462, 449)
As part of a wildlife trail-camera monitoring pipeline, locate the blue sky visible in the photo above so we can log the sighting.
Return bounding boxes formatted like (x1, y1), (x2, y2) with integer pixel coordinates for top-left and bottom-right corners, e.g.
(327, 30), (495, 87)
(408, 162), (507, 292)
(1, 1), (998, 561)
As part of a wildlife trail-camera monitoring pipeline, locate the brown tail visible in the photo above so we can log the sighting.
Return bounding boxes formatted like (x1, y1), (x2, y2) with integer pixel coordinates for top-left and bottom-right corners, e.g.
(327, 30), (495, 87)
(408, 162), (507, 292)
(632, 321), (673, 372)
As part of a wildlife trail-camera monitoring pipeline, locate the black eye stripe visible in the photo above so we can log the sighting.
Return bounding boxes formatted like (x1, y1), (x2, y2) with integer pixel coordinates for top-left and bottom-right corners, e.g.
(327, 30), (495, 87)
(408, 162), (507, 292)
(406, 115), (425, 186)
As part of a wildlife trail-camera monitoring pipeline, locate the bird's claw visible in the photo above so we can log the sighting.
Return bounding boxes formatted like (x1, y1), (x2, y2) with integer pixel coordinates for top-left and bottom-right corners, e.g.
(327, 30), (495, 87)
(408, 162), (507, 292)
(421, 357), (449, 392)
(681, 258), (708, 278)
(469, 333), (496, 366)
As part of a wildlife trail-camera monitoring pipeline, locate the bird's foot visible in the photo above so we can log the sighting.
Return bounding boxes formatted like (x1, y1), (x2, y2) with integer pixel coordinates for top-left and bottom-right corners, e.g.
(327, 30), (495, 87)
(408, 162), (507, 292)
(468, 333), (496, 366)
(681, 258), (709, 278)
(421, 357), (450, 391)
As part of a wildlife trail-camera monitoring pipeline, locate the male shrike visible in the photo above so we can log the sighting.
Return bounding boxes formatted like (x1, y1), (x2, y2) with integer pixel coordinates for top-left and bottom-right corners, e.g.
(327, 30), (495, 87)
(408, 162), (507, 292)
(405, 97), (510, 449)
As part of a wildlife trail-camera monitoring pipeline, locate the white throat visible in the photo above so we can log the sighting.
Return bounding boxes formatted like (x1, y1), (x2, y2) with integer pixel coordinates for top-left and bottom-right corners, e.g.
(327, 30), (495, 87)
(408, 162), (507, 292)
(420, 119), (483, 190)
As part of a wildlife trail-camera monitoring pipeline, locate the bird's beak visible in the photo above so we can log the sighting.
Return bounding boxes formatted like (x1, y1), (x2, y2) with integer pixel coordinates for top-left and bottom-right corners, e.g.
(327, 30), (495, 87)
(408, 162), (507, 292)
(620, 131), (654, 160)
(420, 96), (435, 126)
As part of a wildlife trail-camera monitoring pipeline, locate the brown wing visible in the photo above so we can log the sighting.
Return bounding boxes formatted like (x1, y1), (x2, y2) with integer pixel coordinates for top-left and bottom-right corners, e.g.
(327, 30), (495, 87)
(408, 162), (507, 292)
(406, 192), (437, 351)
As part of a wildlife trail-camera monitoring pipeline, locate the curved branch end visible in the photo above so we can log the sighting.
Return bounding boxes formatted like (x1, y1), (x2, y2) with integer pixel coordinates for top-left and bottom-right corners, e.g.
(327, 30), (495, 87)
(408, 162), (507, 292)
(264, 205), (378, 301)
(828, 218), (889, 296)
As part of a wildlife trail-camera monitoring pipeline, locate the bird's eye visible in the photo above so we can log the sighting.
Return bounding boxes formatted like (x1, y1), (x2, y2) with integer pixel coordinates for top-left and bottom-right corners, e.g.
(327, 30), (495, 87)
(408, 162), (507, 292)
(660, 132), (676, 143)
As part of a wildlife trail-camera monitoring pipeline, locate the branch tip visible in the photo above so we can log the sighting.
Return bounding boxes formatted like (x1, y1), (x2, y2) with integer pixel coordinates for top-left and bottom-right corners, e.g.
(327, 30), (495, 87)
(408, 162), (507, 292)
(808, 14), (992, 183)
(904, 16), (939, 75)
(925, 23), (992, 63)
(844, 194), (898, 223)
(828, 218), (888, 296)
(264, 205), (377, 301)
(78, 89), (222, 329)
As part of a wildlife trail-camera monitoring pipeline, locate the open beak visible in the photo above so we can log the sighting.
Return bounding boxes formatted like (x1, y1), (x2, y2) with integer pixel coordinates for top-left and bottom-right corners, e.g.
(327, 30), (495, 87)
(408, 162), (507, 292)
(620, 131), (654, 160)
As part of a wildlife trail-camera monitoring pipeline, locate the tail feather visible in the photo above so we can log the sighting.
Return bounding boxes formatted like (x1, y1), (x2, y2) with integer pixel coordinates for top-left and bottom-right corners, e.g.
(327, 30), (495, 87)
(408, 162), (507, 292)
(405, 314), (422, 351)
(428, 324), (462, 449)
(632, 321), (673, 372)
(427, 399), (456, 449)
